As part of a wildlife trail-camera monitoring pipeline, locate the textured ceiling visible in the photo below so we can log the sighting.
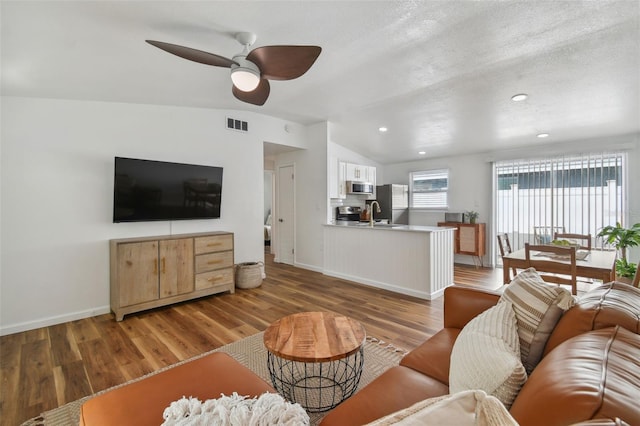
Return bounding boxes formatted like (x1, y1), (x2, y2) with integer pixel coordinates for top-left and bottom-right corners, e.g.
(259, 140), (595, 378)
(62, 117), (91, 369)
(2, 1), (639, 164)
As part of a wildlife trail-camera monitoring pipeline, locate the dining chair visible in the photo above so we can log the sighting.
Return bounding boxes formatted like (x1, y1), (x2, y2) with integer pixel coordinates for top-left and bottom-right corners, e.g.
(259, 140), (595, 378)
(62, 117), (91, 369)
(553, 232), (592, 250)
(533, 226), (565, 244)
(497, 233), (518, 280)
(525, 243), (578, 295)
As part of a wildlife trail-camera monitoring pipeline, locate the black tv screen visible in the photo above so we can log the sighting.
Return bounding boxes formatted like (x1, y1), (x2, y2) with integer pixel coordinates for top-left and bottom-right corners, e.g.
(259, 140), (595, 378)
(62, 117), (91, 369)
(113, 157), (223, 222)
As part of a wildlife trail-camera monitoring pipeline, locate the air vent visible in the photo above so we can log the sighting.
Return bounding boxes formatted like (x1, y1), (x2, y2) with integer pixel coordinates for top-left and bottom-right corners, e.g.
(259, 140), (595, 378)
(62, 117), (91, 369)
(226, 117), (248, 132)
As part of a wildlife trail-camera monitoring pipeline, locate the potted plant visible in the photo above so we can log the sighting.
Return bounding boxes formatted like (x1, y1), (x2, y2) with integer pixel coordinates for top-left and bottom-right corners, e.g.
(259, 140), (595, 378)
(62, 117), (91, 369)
(466, 211), (479, 224)
(596, 222), (640, 280)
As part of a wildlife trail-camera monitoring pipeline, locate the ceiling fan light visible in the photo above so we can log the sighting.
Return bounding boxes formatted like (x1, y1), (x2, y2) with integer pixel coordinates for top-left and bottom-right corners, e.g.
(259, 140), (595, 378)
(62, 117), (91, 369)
(231, 67), (260, 92)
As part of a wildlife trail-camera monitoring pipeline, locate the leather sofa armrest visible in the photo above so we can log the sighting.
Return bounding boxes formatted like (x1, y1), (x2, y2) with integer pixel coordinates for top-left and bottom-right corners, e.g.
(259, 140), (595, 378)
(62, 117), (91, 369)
(443, 285), (501, 329)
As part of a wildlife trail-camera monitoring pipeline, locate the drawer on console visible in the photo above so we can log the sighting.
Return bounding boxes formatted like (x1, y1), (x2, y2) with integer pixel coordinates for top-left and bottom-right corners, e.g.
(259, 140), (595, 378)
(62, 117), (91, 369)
(196, 268), (234, 290)
(195, 234), (233, 254)
(195, 251), (233, 274)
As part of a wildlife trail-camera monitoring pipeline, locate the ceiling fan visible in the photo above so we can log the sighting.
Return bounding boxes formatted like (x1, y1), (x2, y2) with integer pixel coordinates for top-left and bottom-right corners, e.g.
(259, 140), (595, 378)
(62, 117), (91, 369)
(146, 32), (321, 106)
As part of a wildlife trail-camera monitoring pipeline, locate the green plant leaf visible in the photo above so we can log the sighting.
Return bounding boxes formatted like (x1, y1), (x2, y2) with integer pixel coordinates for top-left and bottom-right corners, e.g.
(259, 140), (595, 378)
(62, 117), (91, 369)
(596, 222), (640, 261)
(615, 258), (638, 278)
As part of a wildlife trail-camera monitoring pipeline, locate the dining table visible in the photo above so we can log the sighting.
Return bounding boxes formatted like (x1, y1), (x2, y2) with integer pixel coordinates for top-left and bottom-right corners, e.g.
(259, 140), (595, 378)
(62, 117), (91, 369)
(502, 247), (617, 285)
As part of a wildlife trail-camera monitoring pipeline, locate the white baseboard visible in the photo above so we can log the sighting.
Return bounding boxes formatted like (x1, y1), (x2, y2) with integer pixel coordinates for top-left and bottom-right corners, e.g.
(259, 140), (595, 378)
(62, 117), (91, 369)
(322, 269), (447, 300)
(293, 261), (324, 273)
(0, 305), (111, 336)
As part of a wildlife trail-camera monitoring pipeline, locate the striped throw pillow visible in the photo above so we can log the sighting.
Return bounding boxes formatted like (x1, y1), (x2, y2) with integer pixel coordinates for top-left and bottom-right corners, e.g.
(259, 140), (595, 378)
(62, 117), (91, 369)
(499, 267), (575, 374)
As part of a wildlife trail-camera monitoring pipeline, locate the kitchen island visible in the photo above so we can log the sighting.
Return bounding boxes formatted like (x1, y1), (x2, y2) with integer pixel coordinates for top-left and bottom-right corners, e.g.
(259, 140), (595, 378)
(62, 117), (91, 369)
(323, 223), (455, 300)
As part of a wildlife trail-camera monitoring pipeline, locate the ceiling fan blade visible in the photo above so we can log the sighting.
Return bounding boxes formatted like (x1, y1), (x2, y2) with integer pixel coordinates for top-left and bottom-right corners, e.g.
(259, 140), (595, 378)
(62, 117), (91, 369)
(247, 46), (321, 80)
(146, 40), (238, 68)
(232, 79), (270, 106)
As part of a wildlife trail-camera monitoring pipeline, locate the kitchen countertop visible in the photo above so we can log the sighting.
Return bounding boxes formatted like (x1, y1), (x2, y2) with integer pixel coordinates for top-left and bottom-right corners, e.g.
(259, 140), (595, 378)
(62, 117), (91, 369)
(325, 222), (449, 232)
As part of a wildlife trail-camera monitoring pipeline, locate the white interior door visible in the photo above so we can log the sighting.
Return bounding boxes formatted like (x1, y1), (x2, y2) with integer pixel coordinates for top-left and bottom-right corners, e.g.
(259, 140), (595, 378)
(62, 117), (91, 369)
(277, 164), (295, 264)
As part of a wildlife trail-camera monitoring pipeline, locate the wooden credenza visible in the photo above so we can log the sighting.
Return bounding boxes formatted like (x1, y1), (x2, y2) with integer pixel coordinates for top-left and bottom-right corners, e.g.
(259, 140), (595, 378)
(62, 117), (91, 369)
(110, 231), (234, 321)
(437, 222), (486, 266)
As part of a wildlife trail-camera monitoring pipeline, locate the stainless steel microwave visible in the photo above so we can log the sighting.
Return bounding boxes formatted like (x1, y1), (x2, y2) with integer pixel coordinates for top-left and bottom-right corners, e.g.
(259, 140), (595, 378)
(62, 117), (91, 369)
(346, 181), (374, 194)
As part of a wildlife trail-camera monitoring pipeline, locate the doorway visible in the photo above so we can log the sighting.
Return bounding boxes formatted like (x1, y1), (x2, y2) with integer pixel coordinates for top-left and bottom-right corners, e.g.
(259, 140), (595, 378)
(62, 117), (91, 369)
(264, 170), (274, 253)
(277, 164), (295, 265)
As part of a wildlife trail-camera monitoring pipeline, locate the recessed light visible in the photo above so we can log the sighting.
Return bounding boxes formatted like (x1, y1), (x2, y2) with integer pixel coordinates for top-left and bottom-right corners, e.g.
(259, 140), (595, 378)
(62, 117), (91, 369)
(418, 151), (426, 155)
(378, 127), (388, 132)
(511, 93), (528, 102)
(537, 133), (550, 138)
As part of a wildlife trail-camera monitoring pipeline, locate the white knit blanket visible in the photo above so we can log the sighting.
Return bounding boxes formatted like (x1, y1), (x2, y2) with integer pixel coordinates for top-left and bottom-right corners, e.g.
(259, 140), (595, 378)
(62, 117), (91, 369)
(162, 392), (310, 426)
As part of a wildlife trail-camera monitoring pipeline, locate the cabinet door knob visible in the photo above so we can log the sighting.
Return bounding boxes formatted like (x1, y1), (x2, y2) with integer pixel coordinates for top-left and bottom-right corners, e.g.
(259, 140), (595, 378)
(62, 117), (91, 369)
(279, 218), (284, 222)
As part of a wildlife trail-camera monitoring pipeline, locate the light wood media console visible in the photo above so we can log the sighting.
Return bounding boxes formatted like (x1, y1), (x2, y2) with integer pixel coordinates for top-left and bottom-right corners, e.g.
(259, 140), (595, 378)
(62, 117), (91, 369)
(110, 231), (234, 321)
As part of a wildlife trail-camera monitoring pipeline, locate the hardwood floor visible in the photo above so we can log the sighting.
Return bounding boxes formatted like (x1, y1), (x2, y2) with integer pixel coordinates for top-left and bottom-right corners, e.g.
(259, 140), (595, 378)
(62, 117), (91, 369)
(0, 252), (501, 426)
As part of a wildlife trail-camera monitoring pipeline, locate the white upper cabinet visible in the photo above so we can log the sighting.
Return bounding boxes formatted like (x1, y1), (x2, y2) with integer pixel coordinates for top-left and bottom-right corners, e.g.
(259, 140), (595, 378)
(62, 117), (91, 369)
(330, 160), (376, 199)
(346, 163), (376, 183)
(366, 166), (376, 186)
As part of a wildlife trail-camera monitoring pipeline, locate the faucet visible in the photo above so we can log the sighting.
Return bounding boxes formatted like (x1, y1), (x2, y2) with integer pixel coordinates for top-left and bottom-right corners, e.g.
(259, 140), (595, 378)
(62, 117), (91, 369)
(369, 201), (381, 227)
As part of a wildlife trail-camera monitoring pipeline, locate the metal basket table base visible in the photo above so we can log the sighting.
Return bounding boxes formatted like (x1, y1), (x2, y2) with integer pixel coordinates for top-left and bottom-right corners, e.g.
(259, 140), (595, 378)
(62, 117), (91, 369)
(267, 347), (364, 412)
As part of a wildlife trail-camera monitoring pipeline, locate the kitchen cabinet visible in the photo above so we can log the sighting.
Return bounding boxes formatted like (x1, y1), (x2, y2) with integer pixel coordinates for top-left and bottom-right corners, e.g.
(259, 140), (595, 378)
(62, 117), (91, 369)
(329, 159), (376, 199)
(329, 157), (347, 199)
(437, 222), (486, 267)
(346, 163), (375, 183)
(366, 166), (376, 185)
(110, 231), (234, 321)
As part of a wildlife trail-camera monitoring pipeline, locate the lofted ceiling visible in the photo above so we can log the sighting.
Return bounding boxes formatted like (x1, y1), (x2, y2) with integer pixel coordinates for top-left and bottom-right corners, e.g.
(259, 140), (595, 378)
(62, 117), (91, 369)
(2, 1), (639, 164)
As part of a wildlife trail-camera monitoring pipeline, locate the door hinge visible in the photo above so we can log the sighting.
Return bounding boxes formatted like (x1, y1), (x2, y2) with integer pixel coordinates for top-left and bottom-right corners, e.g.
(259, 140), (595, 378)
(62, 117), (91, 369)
(291, 173), (294, 179)
(292, 248), (295, 254)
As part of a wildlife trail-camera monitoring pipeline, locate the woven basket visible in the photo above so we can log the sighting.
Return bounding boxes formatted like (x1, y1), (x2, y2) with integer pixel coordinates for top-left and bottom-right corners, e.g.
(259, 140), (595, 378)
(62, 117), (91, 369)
(235, 262), (264, 289)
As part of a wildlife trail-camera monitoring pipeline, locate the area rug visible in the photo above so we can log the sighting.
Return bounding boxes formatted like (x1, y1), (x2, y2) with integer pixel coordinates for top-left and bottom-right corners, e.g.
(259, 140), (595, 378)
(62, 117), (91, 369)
(21, 333), (406, 426)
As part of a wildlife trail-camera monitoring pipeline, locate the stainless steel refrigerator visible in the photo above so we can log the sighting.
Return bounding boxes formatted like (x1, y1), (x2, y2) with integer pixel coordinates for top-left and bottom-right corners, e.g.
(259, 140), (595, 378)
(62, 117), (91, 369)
(374, 184), (409, 224)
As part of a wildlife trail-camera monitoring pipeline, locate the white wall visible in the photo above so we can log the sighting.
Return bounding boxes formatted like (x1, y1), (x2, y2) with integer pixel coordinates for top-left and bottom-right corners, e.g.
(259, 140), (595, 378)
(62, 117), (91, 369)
(0, 96), (303, 335)
(275, 122), (328, 272)
(384, 154), (492, 265)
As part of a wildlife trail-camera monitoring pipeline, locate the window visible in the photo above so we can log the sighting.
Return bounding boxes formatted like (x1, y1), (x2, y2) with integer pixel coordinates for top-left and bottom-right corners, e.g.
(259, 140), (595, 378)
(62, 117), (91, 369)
(494, 151), (627, 253)
(410, 169), (449, 209)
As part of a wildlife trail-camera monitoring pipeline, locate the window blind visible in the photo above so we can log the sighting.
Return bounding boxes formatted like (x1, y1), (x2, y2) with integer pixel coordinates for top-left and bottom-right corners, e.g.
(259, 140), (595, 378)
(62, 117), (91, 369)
(410, 169), (449, 209)
(494, 151), (626, 252)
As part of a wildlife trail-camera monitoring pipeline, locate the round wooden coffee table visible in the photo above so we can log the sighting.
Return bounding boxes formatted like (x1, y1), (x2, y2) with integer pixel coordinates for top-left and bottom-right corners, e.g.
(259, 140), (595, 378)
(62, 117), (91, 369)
(263, 311), (366, 412)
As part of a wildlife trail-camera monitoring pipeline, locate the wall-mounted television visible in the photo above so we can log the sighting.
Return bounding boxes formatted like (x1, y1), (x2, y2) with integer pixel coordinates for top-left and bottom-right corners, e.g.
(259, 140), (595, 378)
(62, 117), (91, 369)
(113, 157), (223, 223)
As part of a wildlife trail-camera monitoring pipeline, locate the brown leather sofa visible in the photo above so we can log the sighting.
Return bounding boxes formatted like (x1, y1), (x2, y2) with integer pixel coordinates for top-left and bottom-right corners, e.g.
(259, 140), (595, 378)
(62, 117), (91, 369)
(320, 282), (640, 426)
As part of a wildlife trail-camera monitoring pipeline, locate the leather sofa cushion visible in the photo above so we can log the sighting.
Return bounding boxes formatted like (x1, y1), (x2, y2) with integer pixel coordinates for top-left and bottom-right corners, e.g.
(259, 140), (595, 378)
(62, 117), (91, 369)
(400, 328), (460, 384)
(319, 365), (449, 426)
(510, 326), (640, 426)
(79, 352), (275, 426)
(544, 282), (640, 356)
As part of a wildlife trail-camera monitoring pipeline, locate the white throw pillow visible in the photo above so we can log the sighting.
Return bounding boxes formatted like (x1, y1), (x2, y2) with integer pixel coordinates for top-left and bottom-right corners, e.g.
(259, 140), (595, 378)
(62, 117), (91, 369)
(500, 267), (575, 374)
(449, 301), (527, 409)
(365, 390), (518, 426)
